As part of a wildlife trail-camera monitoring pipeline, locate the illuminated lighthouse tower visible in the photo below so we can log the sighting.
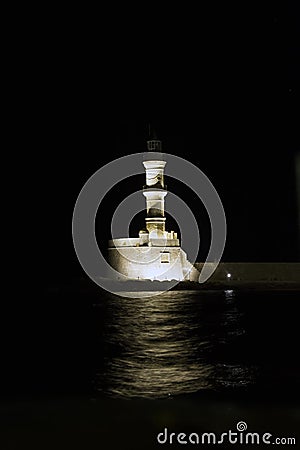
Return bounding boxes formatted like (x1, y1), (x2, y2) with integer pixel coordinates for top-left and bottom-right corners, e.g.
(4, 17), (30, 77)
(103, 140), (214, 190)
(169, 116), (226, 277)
(143, 134), (167, 238)
(108, 131), (197, 281)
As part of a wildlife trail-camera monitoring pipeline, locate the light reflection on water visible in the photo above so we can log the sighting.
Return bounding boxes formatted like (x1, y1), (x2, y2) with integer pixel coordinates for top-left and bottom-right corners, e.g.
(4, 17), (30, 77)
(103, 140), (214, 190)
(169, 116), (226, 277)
(94, 290), (258, 399)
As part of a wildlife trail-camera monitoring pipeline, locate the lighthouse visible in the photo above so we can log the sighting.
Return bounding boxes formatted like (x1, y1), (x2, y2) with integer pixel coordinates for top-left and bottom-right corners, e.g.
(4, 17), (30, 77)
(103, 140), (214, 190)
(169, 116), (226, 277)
(107, 131), (197, 281)
(143, 133), (167, 238)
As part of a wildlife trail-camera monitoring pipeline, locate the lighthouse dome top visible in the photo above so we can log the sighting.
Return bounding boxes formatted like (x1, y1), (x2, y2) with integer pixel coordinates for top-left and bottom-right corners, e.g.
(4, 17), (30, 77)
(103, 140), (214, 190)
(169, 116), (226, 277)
(146, 125), (162, 152)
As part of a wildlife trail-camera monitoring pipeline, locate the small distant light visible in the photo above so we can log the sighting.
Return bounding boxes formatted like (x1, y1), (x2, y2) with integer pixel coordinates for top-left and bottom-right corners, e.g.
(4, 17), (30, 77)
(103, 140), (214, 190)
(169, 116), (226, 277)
(227, 273), (231, 278)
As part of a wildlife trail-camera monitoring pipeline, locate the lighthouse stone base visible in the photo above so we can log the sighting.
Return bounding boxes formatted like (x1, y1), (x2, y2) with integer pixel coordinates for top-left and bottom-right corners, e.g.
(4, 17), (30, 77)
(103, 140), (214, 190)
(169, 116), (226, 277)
(108, 238), (198, 282)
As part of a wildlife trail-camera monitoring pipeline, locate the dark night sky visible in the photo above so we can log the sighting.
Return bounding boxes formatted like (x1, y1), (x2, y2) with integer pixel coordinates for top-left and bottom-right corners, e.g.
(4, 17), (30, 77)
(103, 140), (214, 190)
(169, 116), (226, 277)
(3, 2), (300, 402)
(31, 3), (299, 288)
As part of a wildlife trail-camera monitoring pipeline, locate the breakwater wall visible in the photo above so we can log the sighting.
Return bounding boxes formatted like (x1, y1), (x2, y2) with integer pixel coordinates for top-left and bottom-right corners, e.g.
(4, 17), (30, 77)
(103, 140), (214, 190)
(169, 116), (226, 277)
(194, 263), (300, 282)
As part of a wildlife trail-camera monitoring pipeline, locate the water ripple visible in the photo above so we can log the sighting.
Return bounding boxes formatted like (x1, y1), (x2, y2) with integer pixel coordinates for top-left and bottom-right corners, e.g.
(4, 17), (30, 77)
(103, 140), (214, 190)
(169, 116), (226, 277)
(94, 290), (258, 399)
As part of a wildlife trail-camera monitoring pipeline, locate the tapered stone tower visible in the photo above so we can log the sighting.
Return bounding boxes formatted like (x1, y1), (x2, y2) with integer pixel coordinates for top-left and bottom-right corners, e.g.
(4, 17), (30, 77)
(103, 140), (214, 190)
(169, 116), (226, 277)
(143, 132), (167, 237)
(107, 129), (198, 281)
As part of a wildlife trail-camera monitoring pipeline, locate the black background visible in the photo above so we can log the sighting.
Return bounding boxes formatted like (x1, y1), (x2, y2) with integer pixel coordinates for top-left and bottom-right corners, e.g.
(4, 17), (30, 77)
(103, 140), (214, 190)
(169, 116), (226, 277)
(37, 3), (299, 286)
(16, 1), (299, 391)
(3, 4), (300, 447)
